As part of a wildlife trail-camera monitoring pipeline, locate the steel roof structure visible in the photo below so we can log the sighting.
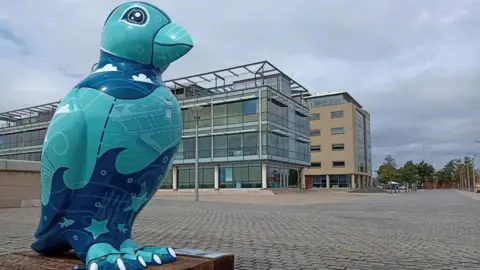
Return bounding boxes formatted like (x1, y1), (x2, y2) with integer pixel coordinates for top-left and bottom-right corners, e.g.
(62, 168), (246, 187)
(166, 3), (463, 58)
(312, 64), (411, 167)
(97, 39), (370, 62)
(164, 60), (309, 94)
(0, 61), (310, 121)
(0, 101), (59, 123)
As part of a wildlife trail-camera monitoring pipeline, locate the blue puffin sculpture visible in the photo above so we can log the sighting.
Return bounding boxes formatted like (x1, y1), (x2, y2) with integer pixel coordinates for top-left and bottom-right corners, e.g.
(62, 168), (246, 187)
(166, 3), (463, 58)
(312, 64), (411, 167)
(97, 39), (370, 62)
(31, 2), (193, 269)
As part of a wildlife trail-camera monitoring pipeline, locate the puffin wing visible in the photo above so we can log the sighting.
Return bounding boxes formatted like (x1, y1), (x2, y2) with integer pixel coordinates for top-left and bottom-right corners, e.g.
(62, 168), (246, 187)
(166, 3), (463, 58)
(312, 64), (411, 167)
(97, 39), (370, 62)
(35, 88), (86, 238)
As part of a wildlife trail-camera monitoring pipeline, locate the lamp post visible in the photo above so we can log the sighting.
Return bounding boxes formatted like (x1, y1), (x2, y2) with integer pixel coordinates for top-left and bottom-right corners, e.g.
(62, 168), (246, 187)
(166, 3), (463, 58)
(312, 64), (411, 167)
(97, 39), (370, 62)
(189, 105), (204, 202)
(473, 140), (480, 192)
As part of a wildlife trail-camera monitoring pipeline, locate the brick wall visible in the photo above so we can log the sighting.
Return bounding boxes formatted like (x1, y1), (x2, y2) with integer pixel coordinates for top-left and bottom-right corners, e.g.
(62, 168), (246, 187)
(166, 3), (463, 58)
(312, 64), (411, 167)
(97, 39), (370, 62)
(0, 159), (41, 208)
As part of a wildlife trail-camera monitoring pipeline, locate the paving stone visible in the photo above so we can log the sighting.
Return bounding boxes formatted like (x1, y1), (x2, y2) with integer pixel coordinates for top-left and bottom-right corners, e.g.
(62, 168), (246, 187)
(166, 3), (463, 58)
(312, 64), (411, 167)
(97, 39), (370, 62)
(0, 190), (479, 269)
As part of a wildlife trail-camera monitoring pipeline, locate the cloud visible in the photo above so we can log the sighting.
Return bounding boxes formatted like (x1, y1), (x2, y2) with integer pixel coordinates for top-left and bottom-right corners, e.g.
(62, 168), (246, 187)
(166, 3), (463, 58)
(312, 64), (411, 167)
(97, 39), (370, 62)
(93, 64), (118, 73)
(132, 74), (153, 84)
(0, 0), (479, 171)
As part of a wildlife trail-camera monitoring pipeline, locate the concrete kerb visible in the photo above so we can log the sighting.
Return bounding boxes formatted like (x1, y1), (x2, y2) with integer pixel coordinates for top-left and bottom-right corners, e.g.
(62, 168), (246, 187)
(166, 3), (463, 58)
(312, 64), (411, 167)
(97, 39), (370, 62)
(457, 189), (480, 201)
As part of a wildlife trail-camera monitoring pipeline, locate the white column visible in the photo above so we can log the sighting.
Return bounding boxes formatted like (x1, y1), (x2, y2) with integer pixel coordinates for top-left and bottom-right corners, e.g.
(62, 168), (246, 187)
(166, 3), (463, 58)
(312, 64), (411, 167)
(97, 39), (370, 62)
(351, 174), (356, 189)
(262, 162), (267, 188)
(214, 165), (219, 190)
(326, 175), (330, 189)
(172, 166), (178, 190)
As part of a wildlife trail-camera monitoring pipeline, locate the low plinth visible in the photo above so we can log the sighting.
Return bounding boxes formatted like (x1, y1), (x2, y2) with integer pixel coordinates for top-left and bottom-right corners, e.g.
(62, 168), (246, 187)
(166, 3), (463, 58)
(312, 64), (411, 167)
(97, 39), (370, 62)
(0, 249), (234, 270)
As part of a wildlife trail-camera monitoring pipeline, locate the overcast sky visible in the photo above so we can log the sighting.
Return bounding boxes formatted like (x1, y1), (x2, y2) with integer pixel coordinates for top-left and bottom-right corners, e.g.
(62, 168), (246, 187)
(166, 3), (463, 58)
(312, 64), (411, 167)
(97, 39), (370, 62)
(1, 0), (479, 170)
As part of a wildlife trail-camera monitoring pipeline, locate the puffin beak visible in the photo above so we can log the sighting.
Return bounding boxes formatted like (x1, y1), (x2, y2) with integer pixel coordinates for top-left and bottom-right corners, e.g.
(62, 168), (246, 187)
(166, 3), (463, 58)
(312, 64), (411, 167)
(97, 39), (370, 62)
(153, 23), (193, 68)
(154, 23), (193, 48)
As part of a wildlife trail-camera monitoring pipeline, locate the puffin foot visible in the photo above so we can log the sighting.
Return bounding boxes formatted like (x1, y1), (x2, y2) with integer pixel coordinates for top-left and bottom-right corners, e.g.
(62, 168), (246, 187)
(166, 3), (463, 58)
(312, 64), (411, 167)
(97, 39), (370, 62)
(120, 239), (177, 266)
(74, 243), (146, 270)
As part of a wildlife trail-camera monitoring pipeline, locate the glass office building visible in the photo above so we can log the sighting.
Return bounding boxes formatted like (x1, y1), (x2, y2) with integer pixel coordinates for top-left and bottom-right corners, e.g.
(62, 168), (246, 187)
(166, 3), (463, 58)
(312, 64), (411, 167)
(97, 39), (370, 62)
(0, 61), (311, 190)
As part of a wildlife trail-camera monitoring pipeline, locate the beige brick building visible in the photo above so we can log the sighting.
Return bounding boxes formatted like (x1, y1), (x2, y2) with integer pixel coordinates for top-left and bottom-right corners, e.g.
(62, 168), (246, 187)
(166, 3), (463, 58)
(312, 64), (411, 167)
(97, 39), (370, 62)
(302, 92), (372, 189)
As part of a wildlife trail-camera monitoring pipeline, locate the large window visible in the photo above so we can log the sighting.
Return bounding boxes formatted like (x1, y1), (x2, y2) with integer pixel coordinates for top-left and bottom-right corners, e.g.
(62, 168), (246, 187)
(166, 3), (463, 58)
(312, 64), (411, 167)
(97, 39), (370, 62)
(267, 98), (288, 128)
(294, 111), (308, 134)
(310, 113), (320, 120)
(213, 99), (259, 126)
(332, 161), (345, 168)
(220, 163), (261, 188)
(311, 162), (321, 168)
(0, 129), (47, 149)
(267, 165), (299, 188)
(356, 110), (367, 172)
(329, 174), (349, 188)
(213, 132), (259, 158)
(243, 99), (258, 115)
(312, 175), (327, 188)
(178, 166), (214, 189)
(268, 133), (288, 158)
(198, 136), (211, 158)
(182, 106), (211, 129)
(332, 144), (344, 151)
(330, 110), (344, 118)
(0, 152), (42, 161)
(310, 129), (321, 136)
(331, 127), (344, 135)
(159, 169), (173, 189)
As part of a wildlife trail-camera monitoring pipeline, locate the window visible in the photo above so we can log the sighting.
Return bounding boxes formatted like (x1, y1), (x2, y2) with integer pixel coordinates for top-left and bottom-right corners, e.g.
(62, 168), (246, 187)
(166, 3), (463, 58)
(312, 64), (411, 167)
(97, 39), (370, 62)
(178, 166), (215, 189)
(182, 138), (195, 159)
(329, 174), (350, 188)
(332, 161), (345, 168)
(159, 169), (173, 189)
(214, 135), (227, 157)
(310, 113), (320, 120)
(198, 136), (211, 158)
(310, 129), (321, 136)
(227, 102), (243, 124)
(310, 145), (321, 152)
(331, 127), (344, 135)
(243, 99), (258, 115)
(312, 175), (327, 188)
(220, 164), (261, 188)
(332, 144), (344, 151)
(331, 110), (344, 118)
(310, 162), (322, 168)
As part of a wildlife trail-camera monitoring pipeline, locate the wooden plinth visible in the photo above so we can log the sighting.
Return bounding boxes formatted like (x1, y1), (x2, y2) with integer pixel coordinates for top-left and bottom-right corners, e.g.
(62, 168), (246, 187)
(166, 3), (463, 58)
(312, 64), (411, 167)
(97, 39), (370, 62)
(0, 249), (234, 270)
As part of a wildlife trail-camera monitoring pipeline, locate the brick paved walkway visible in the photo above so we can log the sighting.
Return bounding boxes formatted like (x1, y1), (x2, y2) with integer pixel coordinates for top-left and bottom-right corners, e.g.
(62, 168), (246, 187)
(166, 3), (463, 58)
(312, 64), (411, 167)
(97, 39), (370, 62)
(1, 190), (479, 269)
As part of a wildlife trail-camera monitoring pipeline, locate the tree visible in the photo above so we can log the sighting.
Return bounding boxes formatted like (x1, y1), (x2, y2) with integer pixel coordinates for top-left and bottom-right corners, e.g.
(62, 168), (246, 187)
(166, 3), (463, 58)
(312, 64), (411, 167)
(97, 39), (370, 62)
(435, 159), (460, 188)
(398, 160), (417, 191)
(377, 155), (398, 184)
(415, 160), (435, 187)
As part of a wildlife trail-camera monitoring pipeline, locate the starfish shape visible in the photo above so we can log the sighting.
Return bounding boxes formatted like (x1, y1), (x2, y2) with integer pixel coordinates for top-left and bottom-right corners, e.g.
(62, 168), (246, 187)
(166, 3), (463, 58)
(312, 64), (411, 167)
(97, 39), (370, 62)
(117, 223), (128, 234)
(85, 218), (109, 240)
(124, 192), (148, 212)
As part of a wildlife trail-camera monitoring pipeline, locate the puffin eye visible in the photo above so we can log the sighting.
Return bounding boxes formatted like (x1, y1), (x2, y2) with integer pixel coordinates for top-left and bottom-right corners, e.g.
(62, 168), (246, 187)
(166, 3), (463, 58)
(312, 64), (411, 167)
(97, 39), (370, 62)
(123, 8), (147, 25)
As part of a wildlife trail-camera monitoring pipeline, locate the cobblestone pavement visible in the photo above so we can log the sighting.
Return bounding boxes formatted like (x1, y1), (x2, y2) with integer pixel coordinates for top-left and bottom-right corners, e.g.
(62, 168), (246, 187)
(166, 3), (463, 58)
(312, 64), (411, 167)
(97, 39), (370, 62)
(1, 190), (480, 269)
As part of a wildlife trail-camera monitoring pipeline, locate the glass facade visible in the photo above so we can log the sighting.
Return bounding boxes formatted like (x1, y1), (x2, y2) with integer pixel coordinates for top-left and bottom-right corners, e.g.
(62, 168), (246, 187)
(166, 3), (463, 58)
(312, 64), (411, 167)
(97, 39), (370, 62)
(355, 110), (367, 173)
(176, 85), (310, 167)
(329, 174), (350, 188)
(366, 116), (372, 173)
(0, 63), (312, 190)
(219, 163), (261, 188)
(266, 164), (300, 188)
(312, 175), (327, 188)
(177, 165), (215, 189)
(312, 175), (350, 188)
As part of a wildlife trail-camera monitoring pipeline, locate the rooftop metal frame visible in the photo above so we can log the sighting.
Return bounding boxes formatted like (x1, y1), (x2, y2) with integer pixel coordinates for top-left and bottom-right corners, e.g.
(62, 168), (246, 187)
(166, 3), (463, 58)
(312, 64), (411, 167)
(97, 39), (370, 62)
(0, 61), (310, 121)
(164, 60), (309, 94)
(305, 91), (363, 109)
(0, 101), (60, 122)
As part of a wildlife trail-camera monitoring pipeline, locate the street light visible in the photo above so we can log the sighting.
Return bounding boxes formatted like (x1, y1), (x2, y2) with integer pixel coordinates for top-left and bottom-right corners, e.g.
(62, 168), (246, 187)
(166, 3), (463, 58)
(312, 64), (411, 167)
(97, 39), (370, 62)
(469, 141), (480, 192)
(188, 105), (204, 202)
